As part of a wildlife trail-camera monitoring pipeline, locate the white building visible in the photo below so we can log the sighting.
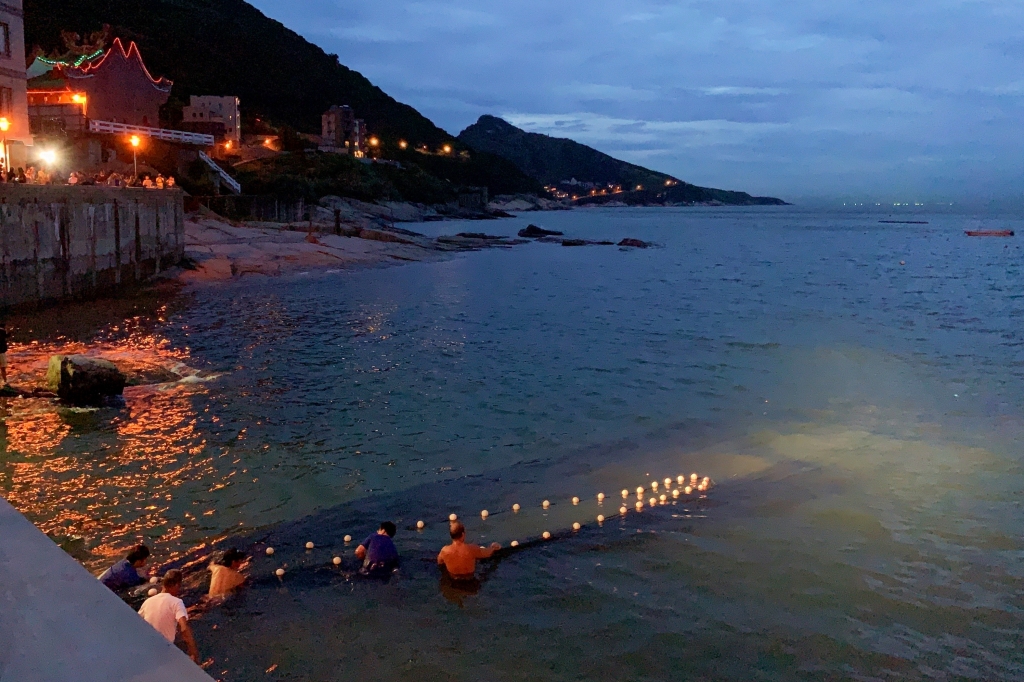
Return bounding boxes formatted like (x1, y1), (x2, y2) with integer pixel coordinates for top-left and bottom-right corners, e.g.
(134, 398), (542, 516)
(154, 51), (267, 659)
(182, 95), (240, 143)
(0, 0), (31, 167)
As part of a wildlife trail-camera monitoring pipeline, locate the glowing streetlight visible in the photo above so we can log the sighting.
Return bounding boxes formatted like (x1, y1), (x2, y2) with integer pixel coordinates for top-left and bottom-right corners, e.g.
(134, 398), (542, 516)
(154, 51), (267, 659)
(442, 144), (452, 154)
(224, 140), (233, 150)
(368, 137), (379, 147)
(398, 140), (408, 150)
(130, 135), (141, 177)
(0, 117), (9, 172)
(39, 149), (57, 166)
(71, 93), (86, 104)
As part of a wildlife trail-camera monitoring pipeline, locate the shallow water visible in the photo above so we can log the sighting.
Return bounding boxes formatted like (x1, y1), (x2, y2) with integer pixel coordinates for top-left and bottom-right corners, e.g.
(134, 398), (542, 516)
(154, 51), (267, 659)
(4, 206), (1024, 680)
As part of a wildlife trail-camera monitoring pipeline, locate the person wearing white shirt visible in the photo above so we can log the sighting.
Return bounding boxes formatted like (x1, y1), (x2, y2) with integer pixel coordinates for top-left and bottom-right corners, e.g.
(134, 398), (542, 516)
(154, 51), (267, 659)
(138, 569), (200, 663)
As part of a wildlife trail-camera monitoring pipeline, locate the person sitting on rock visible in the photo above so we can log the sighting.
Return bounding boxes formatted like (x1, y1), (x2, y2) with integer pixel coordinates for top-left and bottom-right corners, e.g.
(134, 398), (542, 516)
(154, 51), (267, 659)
(437, 521), (500, 580)
(355, 521), (399, 574)
(208, 548), (247, 597)
(99, 544), (150, 591)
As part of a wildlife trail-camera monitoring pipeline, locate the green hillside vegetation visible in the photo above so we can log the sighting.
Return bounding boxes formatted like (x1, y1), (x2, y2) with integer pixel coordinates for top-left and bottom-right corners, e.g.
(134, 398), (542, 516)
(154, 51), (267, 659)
(459, 115), (785, 205)
(234, 149), (540, 205)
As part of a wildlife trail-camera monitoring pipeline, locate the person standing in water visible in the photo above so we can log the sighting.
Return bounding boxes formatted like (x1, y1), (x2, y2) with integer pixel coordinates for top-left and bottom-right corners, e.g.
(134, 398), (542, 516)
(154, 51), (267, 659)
(208, 548), (247, 597)
(437, 521), (500, 580)
(138, 569), (200, 663)
(355, 521), (399, 574)
(0, 321), (9, 386)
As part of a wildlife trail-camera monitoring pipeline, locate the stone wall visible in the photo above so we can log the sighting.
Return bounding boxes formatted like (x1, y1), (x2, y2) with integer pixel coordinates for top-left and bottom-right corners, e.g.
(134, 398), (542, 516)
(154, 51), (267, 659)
(0, 185), (184, 308)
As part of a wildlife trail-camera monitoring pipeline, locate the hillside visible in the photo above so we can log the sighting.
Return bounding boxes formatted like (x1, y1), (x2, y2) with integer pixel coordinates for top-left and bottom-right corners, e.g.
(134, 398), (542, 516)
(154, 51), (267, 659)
(459, 115), (786, 206)
(25, 0), (448, 145)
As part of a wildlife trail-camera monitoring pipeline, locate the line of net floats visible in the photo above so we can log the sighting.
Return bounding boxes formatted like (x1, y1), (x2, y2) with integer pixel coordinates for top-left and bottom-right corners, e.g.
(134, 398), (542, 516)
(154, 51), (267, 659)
(262, 473), (714, 578)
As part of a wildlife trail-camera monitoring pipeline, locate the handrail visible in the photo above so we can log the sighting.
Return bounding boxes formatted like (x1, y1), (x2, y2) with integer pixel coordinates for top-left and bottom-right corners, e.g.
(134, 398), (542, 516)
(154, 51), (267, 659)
(88, 119), (215, 146)
(198, 151), (241, 194)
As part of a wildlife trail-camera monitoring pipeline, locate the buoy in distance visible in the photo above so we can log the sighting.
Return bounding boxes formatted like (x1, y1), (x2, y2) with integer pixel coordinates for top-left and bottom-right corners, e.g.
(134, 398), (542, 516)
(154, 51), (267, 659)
(417, 520), (425, 529)
(685, 486), (692, 494)
(542, 500), (550, 509)
(677, 475), (685, 485)
(275, 568), (285, 577)
(664, 478), (672, 487)
(512, 504), (521, 512)
(635, 501), (643, 510)
(266, 547), (275, 556)
(597, 514), (605, 523)
(672, 489), (680, 498)
(344, 535), (352, 543)
(572, 497), (580, 505)
(619, 506), (628, 514)
(572, 522), (581, 531)
(332, 556), (341, 565)
(597, 492), (605, 501)
(621, 489), (629, 498)
(659, 494), (667, 502)
(649, 497), (656, 506)
(449, 514), (458, 522)
(542, 531), (551, 540)
(651, 481), (659, 490)
(305, 541), (314, 550)
(149, 576), (159, 584)
(511, 540), (519, 547)
(481, 510), (489, 519)
(636, 486), (644, 495)
(690, 473), (698, 483)
(148, 588), (158, 596)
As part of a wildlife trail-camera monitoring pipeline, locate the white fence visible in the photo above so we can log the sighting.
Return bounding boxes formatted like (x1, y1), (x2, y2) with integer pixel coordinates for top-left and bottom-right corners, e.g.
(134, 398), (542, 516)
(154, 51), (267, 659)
(89, 120), (215, 147)
(198, 151), (241, 194)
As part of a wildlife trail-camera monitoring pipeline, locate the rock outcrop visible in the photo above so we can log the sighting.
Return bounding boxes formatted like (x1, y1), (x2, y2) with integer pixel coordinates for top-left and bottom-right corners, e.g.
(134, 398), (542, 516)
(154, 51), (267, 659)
(518, 225), (564, 238)
(618, 238), (652, 248)
(46, 355), (126, 405)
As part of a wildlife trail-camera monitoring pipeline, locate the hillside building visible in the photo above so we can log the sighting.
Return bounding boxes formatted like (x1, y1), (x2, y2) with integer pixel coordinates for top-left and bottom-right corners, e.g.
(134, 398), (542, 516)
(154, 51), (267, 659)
(0, 0), (32, 166)
(320, 105), (366, 156)
(181, 95), (240, 143)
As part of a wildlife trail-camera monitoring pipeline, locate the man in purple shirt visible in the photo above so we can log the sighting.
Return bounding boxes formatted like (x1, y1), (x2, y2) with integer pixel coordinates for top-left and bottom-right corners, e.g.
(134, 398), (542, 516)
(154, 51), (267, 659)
(99, 544), (150, 591)
(355, 522), (399, 574)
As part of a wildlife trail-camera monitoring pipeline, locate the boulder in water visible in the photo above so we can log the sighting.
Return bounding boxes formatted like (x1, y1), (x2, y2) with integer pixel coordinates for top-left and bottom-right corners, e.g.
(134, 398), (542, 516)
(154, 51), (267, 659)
(618, 238), (651, 248)
(46, 355), (126, 405)
(518, 224), (563, 238)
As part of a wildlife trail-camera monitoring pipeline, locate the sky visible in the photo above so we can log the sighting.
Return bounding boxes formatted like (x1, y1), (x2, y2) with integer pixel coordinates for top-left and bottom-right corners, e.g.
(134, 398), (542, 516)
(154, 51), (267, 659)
(248, 0), (1024, 202)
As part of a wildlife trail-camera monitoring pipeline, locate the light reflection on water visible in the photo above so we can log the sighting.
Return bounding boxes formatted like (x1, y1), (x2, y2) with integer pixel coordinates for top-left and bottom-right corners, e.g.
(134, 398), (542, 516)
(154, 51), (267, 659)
(3, 207), (1024, 679)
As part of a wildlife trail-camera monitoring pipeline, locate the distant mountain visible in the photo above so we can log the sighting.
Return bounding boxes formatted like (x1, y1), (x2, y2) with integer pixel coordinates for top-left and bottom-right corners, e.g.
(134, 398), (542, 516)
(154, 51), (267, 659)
(25, 0), (449, 145)
(458, 115), (786, 206)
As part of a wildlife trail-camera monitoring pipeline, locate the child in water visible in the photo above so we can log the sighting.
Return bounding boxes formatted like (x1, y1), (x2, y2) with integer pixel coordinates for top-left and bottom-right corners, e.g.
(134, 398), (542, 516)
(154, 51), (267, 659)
(208, 548), (247, 597)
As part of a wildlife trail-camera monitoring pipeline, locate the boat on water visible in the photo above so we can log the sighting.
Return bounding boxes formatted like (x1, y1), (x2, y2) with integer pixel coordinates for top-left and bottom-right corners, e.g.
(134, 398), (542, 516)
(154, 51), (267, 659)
(965, 230), (1015, 237)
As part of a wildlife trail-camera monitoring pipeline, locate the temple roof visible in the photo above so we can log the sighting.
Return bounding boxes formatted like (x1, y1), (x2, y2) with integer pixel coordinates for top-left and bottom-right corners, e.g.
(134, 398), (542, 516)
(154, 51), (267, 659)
(65, 38), (172, 93)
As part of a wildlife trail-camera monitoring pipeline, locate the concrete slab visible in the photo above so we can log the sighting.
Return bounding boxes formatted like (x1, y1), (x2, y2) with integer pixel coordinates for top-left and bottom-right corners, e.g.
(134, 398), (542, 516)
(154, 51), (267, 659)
(0, 498), (213, 682)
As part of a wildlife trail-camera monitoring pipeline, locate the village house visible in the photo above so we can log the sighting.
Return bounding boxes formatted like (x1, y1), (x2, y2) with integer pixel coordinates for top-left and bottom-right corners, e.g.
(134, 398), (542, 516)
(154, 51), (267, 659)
(320, 105), (367, 156)
(0, 0), (32, 167)
(181, 95), (241, 143)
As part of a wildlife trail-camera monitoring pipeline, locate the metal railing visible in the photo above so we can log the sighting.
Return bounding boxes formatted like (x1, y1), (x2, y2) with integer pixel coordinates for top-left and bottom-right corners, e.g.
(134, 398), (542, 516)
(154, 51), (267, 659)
(198, 151), (241, 194)
(88, 119), (215, 146)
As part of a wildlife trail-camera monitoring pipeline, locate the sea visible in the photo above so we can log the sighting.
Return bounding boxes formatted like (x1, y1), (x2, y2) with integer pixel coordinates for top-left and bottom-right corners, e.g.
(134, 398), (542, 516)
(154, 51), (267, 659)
(3, 206), (1024, 681)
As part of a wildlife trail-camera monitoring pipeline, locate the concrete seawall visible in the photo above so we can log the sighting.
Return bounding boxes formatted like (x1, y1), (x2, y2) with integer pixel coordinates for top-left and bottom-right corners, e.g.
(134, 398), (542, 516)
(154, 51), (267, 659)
(0, 497), (213, 681)
(0, 186), (184, 308)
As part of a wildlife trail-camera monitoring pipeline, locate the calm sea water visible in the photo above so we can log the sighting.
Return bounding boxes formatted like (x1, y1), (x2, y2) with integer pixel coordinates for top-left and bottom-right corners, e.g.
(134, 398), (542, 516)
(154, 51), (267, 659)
(3, 207), (1024, 680)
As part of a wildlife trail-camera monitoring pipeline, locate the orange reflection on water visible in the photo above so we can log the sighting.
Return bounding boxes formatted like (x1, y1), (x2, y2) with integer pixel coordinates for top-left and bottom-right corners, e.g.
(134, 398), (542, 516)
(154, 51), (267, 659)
(0, 324), (232, 572)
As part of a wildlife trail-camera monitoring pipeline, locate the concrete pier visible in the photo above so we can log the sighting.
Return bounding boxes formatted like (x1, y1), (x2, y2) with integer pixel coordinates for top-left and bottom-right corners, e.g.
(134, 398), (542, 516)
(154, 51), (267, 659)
(0, 186), (184, 308)
(0, 497), (213, 681)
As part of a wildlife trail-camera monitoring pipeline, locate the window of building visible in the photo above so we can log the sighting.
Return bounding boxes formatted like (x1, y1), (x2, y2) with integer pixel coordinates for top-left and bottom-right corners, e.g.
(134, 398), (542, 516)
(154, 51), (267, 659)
(0, 87), (13, 117)
(0, 24), (10, 58)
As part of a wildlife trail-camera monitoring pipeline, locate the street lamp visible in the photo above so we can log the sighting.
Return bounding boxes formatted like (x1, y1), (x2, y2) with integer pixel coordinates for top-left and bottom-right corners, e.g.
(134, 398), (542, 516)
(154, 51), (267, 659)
(0, 117), (9, 172)
(130, 135), (140, 177)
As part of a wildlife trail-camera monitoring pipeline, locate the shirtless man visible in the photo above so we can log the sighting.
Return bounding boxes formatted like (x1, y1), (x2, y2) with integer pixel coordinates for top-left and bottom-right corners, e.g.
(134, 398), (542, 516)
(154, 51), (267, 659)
(437, 521), (500, 579)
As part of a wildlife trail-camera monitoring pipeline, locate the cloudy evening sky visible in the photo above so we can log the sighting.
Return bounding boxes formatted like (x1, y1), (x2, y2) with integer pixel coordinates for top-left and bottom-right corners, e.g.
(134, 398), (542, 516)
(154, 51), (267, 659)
(249, 0), (1023, 201)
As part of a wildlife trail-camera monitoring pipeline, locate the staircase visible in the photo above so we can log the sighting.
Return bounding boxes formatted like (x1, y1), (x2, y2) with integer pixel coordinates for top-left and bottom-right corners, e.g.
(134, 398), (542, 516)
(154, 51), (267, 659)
(198, 151), (242, 194)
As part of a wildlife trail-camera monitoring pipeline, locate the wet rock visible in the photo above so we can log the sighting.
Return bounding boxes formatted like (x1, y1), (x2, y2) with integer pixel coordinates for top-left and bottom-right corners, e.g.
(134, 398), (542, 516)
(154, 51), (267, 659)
(561, 239), (587, 247)
(456, 233), (503, 240)
(46, 355), (126, 405)
(518, 225), (564, 238)
(618, 238), (652, 248)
